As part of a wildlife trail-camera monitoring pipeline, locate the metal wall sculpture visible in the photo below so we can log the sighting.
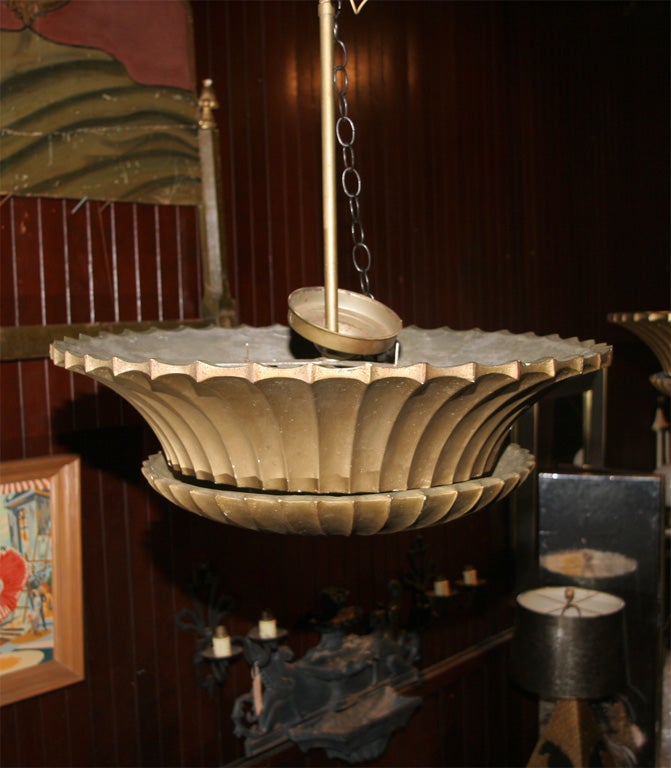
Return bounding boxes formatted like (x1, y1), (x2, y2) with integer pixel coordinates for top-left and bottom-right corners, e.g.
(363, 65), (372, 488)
(233, 623), (420, 763)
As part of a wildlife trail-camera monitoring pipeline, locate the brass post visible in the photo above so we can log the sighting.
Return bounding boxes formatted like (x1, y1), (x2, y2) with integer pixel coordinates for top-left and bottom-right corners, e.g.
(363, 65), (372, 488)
(318, 0), (338, 332)
(198, 79), (236, 325)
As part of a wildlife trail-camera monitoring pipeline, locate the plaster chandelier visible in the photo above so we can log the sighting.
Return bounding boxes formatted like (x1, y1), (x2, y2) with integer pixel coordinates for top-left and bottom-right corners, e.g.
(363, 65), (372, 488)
(50, 0), (611, 535)
(608, 311), (671, 397)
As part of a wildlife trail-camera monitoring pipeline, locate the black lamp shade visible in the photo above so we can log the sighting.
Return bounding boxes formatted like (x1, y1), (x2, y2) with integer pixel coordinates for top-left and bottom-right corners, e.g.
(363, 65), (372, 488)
(511, 586), (627, 700)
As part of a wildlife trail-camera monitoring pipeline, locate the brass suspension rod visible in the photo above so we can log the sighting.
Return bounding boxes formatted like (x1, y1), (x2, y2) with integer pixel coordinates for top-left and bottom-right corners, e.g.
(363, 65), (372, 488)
(318, 0), (338, 332)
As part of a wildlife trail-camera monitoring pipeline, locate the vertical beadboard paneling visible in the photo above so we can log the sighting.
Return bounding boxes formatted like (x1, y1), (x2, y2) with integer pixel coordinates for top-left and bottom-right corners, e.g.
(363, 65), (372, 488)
(0, 360), (24, 453)
(1, 192), (204, 768)
(133, 489), (166, 767)
(0, 199), (201, 333)
(8, 198), (43, 326)
(40, 199), (68, 324)
(122, 203), (145, 321)
(136, 203), (163, 322)
(197, 0), (668, 341)
(0, 199), (17, 325)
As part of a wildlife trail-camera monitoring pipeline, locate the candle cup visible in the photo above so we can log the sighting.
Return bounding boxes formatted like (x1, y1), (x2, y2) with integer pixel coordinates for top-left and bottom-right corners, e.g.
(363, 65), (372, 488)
(433, 578), (450, 597)
(462, 566), (478, 586)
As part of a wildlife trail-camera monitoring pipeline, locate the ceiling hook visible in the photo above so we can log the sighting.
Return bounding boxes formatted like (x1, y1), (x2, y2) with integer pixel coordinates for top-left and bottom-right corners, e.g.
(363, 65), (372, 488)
(349, 0), (369, 14)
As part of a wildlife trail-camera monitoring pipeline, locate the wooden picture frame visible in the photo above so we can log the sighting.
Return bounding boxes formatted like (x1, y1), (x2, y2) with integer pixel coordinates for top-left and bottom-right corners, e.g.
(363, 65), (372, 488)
(0, 455), (83, 706)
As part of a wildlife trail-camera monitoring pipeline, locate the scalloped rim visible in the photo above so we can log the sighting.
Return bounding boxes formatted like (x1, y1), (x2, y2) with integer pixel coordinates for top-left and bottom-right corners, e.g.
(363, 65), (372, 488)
(141, 444), (535, 536)
(608, 310), (671, 324)
(607, 311), (670, 374)
(650, 371), (671, 396)
(50, 325), (612, 385)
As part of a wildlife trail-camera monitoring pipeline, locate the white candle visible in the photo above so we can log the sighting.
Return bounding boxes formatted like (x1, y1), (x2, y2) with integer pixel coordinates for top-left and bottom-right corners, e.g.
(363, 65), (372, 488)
(258, 611), (277, 639)
(462, 566), (478, 585)
(433, 577), (450, 597)
(212, 625), (231, 657)
(252, 661), (264, 715)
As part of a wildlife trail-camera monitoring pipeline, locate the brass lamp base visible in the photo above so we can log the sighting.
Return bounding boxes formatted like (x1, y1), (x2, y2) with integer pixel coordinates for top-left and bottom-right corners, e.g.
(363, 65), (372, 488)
(529, 699), (616, 768)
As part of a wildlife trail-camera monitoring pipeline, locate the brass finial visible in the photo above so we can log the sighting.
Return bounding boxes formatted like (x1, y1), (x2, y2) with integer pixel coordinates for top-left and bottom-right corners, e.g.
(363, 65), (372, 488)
(198, 78), (219, 130)
(560, 586), (581, 616)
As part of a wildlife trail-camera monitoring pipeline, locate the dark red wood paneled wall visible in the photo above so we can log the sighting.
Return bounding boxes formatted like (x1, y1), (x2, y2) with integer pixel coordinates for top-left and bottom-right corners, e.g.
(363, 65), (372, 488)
(195, 1), (668, 335)
(193, 0), (669, 469)
(0, 198), (202, 328)
(1, 2), (668, 766)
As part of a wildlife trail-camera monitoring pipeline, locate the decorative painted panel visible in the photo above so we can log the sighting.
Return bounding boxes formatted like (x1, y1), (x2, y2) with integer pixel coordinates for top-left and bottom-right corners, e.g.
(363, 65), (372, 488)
(0, 0), (200, 205)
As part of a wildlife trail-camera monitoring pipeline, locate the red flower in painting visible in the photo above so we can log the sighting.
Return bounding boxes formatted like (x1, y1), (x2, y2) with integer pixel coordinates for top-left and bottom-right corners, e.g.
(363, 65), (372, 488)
(0, 547), (28, 624)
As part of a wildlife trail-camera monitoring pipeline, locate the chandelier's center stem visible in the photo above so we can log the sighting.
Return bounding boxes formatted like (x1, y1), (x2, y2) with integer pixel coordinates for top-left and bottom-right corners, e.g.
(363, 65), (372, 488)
(288, 0), (401, 357)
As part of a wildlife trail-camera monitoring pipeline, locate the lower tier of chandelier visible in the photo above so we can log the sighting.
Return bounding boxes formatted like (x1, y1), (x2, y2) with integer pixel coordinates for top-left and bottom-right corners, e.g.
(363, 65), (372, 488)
(142, 443), (534, 536)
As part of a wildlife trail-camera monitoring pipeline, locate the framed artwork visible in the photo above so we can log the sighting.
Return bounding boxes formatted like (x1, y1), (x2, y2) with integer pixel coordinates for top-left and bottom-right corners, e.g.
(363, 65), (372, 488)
(0, 454), (83, 706)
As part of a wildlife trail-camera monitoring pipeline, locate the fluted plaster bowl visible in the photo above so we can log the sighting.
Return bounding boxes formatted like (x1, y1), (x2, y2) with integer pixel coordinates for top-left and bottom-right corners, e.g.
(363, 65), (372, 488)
(608, 311), (671, 396)
(51, 325), (611, 498)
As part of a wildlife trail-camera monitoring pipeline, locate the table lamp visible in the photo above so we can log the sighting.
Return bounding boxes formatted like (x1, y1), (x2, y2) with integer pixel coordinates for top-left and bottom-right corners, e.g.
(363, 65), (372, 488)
(511, 586), (627, 767)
